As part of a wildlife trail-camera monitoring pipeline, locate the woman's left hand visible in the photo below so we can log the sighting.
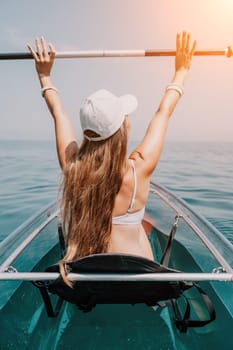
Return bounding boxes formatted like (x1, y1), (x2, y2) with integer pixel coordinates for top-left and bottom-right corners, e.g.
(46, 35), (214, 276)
(175, 31), (196, 72)
(27, 37), (56, 79)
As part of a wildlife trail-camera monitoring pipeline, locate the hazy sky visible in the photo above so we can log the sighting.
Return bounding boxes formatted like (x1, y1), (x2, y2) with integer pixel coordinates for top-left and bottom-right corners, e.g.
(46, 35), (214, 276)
(0, 0), (233, 142)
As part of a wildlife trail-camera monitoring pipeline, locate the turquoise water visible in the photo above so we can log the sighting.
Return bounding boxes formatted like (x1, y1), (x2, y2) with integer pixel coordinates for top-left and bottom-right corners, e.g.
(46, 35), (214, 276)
(1, 140), (232, 244)
(1, 140), (233, 350)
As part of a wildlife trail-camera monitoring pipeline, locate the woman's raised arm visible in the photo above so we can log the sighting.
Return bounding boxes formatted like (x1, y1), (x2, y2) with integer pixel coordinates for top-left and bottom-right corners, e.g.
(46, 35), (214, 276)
(131, 31), (196, 175)
(28, 37), (78, 169)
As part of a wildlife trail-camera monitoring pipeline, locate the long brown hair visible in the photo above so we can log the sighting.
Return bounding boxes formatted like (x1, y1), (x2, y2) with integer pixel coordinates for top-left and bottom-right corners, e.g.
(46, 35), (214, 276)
(59, 120), (128, 285)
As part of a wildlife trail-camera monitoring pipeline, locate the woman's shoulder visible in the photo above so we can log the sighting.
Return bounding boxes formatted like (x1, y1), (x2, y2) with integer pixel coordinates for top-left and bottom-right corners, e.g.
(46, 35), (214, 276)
(128, 151), (151, 178)
(64, 141), (79, 164)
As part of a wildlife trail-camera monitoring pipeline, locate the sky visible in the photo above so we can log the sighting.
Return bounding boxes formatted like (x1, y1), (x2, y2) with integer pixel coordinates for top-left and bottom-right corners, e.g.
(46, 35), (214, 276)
(0, 0), (233, 142)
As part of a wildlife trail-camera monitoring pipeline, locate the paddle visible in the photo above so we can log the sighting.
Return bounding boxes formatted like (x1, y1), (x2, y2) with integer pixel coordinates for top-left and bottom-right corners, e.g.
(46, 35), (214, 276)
(0, 48), (232, 60)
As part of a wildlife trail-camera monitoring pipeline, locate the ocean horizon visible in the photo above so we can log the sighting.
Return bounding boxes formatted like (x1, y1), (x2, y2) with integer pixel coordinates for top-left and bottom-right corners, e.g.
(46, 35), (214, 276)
(1, 139), (232, 245)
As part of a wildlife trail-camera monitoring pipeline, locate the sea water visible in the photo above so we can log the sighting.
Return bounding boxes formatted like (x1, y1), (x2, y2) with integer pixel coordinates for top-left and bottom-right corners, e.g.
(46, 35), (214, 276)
(1, 139), (233, 350)
(1, 140), (232, 244)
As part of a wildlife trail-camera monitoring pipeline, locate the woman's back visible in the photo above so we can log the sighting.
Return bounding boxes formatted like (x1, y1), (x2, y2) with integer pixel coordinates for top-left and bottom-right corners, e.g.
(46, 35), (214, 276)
(110, 157), (153, 260)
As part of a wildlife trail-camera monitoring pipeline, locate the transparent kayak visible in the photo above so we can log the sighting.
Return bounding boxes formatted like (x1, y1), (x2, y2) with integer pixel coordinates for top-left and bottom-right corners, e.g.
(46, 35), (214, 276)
(0, 183), (232, 350)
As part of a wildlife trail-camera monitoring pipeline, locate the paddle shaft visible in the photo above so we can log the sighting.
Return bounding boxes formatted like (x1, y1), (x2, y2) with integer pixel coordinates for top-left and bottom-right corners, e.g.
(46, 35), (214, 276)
(0, 48), (231, 60)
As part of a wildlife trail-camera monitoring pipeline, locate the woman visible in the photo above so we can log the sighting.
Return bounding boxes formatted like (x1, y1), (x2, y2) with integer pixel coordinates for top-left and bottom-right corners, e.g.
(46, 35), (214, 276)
(28, 32), (196, 283)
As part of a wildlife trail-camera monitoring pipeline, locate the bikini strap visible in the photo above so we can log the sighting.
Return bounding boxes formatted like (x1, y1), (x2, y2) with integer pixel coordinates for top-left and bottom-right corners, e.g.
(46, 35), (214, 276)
(127, 159), (137, 213)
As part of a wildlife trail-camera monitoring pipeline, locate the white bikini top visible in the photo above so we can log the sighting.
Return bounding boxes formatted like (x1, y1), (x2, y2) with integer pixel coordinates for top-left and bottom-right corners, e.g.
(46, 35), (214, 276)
(112, 159), (145, 225)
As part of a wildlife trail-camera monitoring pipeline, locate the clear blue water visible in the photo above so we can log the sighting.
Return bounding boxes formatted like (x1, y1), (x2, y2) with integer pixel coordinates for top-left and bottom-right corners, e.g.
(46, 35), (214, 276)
(1, 140), (232, 244)
(1, 140), (233, 350)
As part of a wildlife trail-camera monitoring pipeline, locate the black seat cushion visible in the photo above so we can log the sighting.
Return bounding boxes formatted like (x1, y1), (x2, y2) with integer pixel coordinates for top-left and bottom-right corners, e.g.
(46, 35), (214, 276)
(46, 254), (193, 309)
(46, 254), (192, 308)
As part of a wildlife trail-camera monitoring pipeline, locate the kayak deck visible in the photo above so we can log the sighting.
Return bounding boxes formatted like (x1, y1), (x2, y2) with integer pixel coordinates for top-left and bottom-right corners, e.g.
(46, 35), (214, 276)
(0, 183), (232, 349)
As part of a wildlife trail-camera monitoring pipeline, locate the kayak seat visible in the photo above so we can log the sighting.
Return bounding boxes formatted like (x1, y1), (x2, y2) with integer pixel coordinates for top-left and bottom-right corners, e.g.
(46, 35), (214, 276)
(33, 252), (216, 332)
(46, 253), (192, 310)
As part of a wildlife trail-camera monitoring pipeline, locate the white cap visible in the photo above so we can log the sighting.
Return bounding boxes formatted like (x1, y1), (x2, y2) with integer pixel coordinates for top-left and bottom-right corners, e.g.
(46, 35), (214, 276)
(80, 89), (138, 141)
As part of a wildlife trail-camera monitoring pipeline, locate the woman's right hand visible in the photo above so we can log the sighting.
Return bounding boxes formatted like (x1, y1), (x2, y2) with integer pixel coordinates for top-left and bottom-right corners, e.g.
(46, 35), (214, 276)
(28, 37), (77, 170)
(175, 31), (196, 72)
(27, 37), (56, 79)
